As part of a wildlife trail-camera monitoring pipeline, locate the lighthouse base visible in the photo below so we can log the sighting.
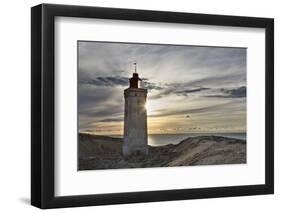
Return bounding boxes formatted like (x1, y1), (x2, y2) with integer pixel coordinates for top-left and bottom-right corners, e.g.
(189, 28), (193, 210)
(122, 138), (148, 157)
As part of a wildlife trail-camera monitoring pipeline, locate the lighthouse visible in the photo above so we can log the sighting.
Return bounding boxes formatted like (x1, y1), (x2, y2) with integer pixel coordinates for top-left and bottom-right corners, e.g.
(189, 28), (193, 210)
(123, 63), (148, 156)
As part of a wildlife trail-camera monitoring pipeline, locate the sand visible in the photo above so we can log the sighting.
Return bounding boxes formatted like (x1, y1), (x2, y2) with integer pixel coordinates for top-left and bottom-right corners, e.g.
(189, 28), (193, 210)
(78, 133), (246, 170)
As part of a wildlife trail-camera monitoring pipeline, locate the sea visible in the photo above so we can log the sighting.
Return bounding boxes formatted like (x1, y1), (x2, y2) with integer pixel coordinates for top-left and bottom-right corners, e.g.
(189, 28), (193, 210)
(110, 133), (246, 147)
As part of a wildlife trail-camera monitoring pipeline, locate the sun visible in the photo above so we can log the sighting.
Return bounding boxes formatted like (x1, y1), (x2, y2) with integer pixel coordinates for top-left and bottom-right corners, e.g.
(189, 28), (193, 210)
(144, 102), (148, 110)
(144, 101), (153, 114)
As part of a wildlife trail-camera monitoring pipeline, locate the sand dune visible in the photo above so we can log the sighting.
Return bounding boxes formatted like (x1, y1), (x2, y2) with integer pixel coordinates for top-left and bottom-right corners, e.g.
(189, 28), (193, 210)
(79, 133), (246, 170)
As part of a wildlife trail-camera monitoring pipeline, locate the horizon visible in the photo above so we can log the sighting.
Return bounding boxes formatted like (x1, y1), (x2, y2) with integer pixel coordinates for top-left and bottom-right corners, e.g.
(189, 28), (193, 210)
(79, 131), (247, 136)
(79, 131), (246, 146)
(78, 41), (246, 136)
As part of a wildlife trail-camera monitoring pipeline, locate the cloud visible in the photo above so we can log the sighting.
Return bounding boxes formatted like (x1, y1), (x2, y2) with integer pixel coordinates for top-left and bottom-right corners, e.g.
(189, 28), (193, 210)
(141, 79), (164, 90)
(224, 86), (246, 97)
(149, 85), (211, 99)
(80, 76), (128, 87)
(175, 87), (210, 96)
(77, 41), (246, 134)
(97, 118), (124, 122)
(205, 86), (246, 98)
(148, 101), (235, 118)
(79, 72), (166, 91)
(187, 74), (246, 88)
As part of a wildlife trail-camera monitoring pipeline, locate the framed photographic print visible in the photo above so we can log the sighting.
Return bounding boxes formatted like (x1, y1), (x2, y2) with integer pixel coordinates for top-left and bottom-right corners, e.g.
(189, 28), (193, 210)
(31, 3), (274, 209)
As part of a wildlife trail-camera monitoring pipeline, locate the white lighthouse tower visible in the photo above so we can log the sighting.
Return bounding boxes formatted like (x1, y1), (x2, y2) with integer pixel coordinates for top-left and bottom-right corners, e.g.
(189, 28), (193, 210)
(123, 63), (148, 156)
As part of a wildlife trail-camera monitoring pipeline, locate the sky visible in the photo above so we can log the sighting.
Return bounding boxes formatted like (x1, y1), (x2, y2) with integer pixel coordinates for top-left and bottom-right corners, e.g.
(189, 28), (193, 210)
(78, 41), (246, 135)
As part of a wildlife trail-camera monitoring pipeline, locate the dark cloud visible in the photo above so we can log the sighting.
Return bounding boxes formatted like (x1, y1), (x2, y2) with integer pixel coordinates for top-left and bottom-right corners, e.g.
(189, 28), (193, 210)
(79, 74), (166, 92)
(98, 118), (124, 122)
(141, 79), (164, 90)
(180, 87), (210, 93)
(80, 76), (128, 87)
(205, 86), (246, 98)
(187, 74), (246, 88)
(84, 129), (95, 132)
(175, 87), (210, 96)
(224, 86), (246, 97)
(81, 106), (123, 118)
(149, 85), (211, 99)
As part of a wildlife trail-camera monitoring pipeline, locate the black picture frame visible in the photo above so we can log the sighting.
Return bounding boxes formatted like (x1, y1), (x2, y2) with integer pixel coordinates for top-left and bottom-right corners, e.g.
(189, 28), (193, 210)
(31, 3), (274, 209)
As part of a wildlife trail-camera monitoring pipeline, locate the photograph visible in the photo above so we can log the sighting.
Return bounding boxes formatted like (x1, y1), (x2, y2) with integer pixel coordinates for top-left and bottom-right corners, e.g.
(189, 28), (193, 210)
(78, 41), (247, 170)
(30, 2), (274, 209)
